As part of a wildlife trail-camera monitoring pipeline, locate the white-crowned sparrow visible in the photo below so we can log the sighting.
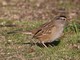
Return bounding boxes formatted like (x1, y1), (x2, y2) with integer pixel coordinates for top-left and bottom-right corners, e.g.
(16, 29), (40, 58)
(29, 15), (67, 47)
(7, 15), (67, 47)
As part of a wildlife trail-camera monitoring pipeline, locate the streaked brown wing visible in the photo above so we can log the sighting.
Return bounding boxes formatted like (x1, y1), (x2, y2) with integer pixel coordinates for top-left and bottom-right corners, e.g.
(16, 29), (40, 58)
(31, 21), (51, 34)
(33, 21), (54, 39)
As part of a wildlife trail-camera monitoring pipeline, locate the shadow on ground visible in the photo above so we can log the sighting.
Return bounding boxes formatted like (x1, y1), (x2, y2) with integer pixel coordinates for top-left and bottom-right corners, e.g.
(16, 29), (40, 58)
(22, 40), (61, 47)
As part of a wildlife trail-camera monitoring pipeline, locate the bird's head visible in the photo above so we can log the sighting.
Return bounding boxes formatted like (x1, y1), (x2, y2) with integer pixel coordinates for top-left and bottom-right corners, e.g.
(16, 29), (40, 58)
(56, 15), (66, 21)
(54, 15), (67, 26)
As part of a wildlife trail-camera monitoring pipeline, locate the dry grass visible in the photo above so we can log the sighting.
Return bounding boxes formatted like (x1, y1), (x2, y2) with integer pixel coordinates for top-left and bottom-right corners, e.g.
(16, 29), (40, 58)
(0, 19), (80, 60)
(0, 0), (80, 60)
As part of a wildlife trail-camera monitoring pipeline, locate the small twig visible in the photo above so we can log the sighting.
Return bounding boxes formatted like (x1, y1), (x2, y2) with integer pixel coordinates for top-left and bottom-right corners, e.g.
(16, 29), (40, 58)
(0, 24), (17, 27)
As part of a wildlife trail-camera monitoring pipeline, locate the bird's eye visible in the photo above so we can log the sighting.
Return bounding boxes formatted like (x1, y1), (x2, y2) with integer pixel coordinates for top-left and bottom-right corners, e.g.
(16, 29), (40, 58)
(61, 17), (66, 20)
(62, 18), (65, 20)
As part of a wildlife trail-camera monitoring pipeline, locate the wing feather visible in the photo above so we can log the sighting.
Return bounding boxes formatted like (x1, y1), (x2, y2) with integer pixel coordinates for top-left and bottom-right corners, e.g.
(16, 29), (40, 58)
(33, 21), (55, 38)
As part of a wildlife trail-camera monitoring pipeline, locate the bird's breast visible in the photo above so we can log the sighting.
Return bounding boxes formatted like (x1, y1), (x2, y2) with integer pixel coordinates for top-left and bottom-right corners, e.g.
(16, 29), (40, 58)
(50, 26), (64, 42)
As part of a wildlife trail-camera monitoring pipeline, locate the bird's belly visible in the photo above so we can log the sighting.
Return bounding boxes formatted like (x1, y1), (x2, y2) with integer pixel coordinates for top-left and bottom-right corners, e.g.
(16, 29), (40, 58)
(50, 28), (63, 42)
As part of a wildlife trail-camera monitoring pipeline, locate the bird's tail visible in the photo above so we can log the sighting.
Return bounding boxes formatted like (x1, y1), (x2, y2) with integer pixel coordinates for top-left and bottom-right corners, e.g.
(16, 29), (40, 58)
(20, 31), (33, 35)
(7, 29), (33, 35)
(7, 29), (22, 34)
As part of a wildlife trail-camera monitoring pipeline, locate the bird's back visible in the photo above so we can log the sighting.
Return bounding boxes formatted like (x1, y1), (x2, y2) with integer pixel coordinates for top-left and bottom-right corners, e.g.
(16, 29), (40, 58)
(32, 20), (55, 39)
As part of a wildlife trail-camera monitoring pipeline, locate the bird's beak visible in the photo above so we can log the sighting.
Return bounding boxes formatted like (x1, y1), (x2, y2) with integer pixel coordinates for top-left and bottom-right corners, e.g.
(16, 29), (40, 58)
(66, 18), (71, 22)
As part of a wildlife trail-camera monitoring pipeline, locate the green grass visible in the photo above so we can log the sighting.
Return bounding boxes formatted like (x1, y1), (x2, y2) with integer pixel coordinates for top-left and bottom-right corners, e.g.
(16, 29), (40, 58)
(0, 19), (80, 60)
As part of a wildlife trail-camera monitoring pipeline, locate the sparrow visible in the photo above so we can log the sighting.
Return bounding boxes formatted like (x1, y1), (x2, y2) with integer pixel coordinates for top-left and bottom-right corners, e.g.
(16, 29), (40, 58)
(28, 15), (67, 47)
(7, 15), (67, 47)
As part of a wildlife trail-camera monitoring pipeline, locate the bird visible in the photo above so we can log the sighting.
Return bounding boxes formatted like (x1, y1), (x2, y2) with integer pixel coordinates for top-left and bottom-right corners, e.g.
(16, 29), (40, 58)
(7, 15), (67, 47)
(27, 15), (67, 47)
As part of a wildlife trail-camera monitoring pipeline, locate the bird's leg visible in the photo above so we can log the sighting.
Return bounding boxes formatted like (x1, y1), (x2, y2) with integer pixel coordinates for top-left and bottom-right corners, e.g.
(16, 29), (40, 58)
(42, 41), (47, 48)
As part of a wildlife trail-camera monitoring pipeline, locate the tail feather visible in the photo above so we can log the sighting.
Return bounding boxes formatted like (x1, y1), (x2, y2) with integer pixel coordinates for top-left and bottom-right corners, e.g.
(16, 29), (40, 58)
(7, 29), (22, 34)
(7, 29), (33, 35)
(20, 31), (33, 35)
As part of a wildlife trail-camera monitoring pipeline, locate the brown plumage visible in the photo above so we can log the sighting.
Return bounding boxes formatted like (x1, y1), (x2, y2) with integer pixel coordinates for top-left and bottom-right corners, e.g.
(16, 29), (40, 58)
(30, 15), (67, 47)
(7, 15), (67, 47)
